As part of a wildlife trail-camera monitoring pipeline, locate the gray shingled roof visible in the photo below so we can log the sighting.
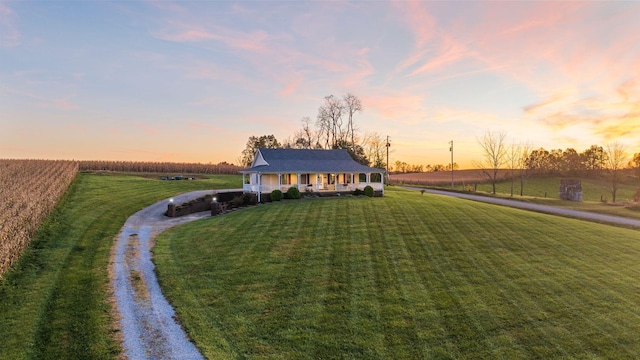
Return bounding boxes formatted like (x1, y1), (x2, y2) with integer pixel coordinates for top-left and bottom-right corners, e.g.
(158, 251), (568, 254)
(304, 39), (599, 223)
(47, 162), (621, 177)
(241, 148), (385, 174)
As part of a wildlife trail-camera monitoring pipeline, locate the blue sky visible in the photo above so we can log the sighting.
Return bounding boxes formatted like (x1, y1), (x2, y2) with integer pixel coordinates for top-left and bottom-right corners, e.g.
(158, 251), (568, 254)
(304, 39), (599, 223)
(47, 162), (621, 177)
(1, 1), (639, 168)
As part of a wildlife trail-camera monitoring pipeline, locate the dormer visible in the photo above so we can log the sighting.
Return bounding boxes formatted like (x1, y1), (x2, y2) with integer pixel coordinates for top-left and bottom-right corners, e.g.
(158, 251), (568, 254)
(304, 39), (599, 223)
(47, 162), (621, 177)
(251, 149), (269, 167)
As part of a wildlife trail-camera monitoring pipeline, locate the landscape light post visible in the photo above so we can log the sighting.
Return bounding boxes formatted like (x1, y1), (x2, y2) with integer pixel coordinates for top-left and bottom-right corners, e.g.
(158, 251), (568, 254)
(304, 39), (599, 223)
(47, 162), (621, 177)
(449, 140), (454, 189)
(386, 136), (391, 186)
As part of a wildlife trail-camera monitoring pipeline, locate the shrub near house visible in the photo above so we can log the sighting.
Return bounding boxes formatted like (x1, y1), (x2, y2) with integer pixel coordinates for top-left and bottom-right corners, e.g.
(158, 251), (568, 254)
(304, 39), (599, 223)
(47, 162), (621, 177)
(270, 190), (284, 201)
(287, 187), (301, 199)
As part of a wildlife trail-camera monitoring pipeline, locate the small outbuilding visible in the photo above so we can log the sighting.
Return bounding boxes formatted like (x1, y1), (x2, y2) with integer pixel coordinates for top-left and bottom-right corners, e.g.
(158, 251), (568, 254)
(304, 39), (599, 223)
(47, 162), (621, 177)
(559, 178), (582, 201)
(240, 148), (386, 201)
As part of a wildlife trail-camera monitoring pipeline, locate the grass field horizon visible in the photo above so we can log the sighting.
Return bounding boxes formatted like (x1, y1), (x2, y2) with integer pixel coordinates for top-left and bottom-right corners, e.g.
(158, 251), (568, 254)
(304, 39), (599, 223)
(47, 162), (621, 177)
(155, 187), (640, 359)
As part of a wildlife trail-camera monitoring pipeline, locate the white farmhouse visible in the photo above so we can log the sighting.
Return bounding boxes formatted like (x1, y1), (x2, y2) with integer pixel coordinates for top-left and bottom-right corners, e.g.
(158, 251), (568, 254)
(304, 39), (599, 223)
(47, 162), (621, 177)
(241, 148), (385, 201)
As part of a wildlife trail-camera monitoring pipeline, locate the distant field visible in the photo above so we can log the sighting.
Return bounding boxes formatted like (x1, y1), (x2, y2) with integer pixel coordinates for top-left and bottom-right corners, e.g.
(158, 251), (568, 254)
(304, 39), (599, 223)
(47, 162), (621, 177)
(0, 173), (241, 359)
(155, 187), (640, 359)
(390, 169), (511, 186)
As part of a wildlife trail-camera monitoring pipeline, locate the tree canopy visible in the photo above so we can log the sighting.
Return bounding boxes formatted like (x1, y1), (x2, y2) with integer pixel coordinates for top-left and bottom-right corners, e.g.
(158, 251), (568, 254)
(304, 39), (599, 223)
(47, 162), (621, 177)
(240, 135), (280, 167)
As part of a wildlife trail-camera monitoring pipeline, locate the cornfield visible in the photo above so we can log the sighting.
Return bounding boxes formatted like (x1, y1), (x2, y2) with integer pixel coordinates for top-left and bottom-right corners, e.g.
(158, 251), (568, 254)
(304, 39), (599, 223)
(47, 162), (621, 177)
(79, 160), (241, 174)
(0, 160), (79, 279)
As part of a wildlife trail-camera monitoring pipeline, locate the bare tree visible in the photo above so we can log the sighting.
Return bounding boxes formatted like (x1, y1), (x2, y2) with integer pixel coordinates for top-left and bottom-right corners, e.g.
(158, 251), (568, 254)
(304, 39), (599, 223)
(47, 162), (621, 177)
(506, 142), (522, 197)
(343, 93), (363, 152)
(287, 116), (318, 149)
(301, 116), (318, 148)
(364, 132), (387, 169)
(517, 142), (532, 196)
(316, 95), (344, 149)
(605, 142), (627, 203)
(475, 130), (508, 194)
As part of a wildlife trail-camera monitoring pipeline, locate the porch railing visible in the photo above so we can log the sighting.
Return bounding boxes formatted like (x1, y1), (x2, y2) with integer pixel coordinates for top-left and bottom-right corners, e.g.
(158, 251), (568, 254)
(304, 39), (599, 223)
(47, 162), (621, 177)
(243, 182), (383, 193)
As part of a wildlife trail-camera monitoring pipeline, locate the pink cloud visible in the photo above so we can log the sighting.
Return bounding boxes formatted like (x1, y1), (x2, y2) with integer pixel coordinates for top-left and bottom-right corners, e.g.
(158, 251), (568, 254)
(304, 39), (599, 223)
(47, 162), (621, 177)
(153, 22), (271, 52)
(362, 93), (425, 122)
(393, 0), (436, 50)
(523, 95), (565, 114)
(278, 76), (302, 96)
(392, 2), (474, 78)
(149, 5), (378, 96)
(408, 35), (472, 76)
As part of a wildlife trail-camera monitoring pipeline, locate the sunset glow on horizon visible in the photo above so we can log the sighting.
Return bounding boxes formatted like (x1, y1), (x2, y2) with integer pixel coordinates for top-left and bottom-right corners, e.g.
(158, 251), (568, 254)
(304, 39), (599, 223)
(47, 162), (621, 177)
(1, 1), (639, 169)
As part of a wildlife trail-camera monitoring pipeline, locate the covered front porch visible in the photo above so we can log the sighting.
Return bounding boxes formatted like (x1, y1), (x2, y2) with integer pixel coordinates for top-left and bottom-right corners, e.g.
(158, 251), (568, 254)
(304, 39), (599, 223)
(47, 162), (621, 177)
(242, 172), (384, 194)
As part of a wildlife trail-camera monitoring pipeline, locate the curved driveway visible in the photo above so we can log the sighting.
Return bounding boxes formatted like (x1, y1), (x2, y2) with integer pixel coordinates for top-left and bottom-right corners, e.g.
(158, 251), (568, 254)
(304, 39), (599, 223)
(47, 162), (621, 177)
(111, 189), (241, 359)
(401, 186), (640, 228)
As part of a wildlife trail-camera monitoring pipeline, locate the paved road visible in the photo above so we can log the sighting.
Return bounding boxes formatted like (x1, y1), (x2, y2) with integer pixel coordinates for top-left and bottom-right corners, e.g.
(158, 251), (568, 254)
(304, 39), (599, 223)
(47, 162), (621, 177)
(400, 186), (640, 228)
(110, 189), (242, 359)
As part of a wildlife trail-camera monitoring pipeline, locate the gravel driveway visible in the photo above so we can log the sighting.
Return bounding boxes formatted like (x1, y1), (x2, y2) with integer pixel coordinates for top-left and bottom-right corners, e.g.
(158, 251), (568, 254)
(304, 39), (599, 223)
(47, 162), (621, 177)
(110, 189), (241, 359)
(401, 187), (640, 228)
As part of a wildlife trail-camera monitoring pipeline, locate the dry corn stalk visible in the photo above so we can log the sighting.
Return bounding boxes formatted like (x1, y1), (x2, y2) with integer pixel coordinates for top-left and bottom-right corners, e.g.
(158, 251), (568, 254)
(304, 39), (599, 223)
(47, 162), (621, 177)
(0, 160), (78, 279)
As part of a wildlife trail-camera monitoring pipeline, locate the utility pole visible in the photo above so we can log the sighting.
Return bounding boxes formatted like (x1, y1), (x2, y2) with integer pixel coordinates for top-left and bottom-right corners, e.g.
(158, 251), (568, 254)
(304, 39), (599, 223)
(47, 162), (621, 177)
(386, 136), (391, 186)
(449, 140), (454, 189)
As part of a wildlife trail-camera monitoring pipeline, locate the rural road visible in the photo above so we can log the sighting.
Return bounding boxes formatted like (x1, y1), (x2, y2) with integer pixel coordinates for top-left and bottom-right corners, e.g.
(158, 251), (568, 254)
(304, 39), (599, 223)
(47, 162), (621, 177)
(111, 189), (240, 360)
(401, 186), (640, 228)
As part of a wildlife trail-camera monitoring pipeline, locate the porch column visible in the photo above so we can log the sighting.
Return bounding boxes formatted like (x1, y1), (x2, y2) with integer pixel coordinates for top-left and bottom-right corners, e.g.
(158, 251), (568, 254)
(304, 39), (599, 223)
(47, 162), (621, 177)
(366, 173), (371, 185)
(257, 173), (261, 203)
(350, 173), (354, 191)
(278, 173), (282, 190)
(297, 173), (301, 191)
(242, 173), (245, 189)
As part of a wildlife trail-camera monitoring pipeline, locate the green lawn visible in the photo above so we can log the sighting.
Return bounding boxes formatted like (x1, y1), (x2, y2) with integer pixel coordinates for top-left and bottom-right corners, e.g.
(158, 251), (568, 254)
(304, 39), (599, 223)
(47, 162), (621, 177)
(155, 187), (640, 359)
(0, 173), (241, 359)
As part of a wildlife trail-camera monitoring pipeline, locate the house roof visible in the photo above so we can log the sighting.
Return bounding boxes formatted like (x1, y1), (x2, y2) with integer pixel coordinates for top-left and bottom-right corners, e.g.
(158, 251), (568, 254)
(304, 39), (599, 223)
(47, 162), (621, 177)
(240, 148), (385, 174)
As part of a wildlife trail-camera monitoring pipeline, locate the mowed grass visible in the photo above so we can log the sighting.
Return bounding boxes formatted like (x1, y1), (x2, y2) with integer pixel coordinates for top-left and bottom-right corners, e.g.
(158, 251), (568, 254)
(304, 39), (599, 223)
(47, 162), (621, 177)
(155, 188), (640, 359)
(0, 173), (241, 359)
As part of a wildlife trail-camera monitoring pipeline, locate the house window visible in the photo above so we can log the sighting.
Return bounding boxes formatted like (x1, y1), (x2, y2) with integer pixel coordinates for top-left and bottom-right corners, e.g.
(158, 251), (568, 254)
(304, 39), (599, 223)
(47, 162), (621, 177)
(280, 174), (291, 185)
(371, 173), (382, 182)
(301, 173), (310, 184)
(328, 173), (335, 184)
(359, 173), (367, 182)
(346, 174), (353, 184)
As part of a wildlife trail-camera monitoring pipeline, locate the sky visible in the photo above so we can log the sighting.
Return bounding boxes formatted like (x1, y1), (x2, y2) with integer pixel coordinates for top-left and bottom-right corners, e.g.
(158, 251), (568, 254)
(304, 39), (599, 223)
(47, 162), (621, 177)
(1, 1), (639, 169)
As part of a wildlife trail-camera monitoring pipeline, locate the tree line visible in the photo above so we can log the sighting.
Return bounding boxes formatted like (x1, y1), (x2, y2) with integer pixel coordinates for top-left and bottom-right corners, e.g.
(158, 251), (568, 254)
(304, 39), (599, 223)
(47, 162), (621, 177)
(393, 161), (459, 173)
(241, 93), (388, 169)
(79, 160), (241, 174)
(475, 130), (636, 202)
